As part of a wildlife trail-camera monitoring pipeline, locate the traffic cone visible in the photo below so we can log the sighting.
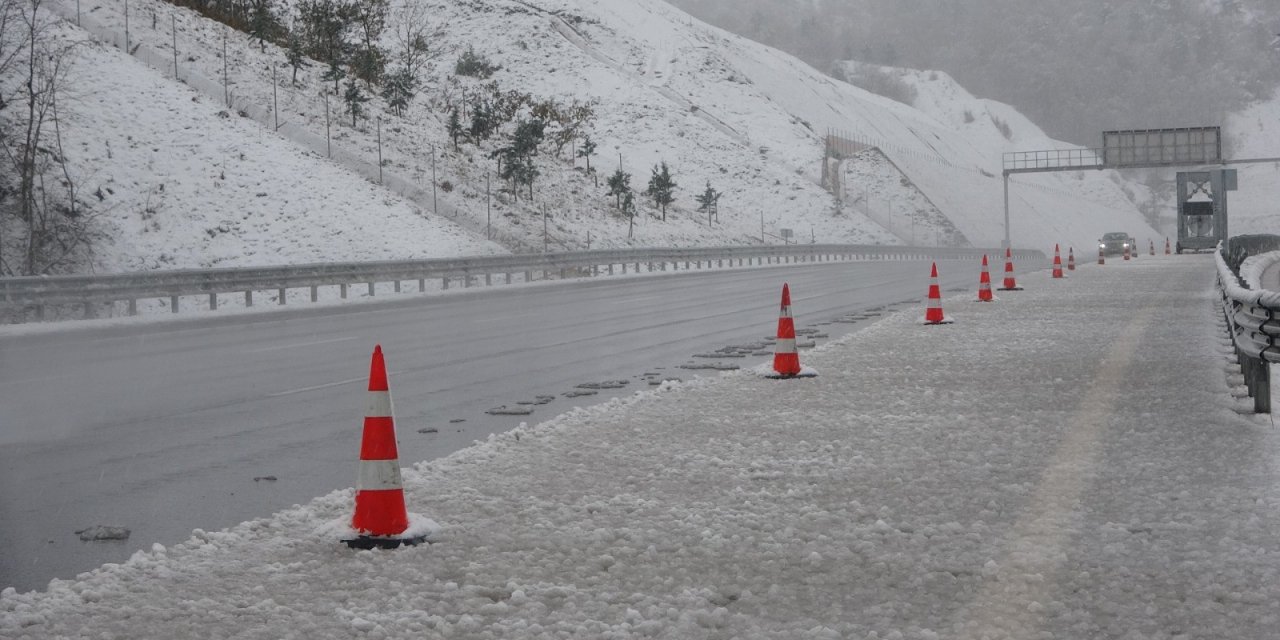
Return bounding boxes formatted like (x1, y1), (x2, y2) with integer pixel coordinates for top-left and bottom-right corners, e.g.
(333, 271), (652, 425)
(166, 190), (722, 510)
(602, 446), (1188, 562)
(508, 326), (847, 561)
(1067, 247), (1076, 271)
(1051, 244), (1064, 279)
(997, 248), (1023, 291)
(1098, 244), (1105, 265)
(1165, 237), (1172, 255)
(924, 263), (953, 324)
(343, 345), (427, 550)
(766, 284), (814, 378)
(977, 254), (993, 302)
(1123, 244), (1131, 261)
(1149, 239), (1155, 256)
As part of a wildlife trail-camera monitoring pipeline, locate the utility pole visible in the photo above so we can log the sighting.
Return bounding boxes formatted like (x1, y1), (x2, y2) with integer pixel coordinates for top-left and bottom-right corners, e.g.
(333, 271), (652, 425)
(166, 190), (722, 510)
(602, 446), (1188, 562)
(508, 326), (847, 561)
(431, 144), (438, 216)
(171, 13), (178, 78)
(323, 93), (331, 158)
(543, 204), (549, 253)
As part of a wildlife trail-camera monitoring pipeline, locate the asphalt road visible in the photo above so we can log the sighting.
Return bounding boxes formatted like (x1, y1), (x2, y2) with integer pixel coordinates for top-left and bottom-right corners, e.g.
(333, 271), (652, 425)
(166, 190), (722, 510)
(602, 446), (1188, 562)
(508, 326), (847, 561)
(0, 258), (990, 592)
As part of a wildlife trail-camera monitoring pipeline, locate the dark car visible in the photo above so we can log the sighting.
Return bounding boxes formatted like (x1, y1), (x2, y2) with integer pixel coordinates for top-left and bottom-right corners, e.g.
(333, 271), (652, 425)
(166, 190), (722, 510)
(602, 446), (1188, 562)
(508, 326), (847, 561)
(1099, 232), (1134, 256)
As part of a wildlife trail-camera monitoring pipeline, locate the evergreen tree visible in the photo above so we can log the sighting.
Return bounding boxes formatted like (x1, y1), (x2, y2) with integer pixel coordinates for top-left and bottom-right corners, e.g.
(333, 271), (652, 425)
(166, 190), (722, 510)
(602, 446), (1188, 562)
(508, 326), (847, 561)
(645, 161), (677, 221)
(381, 66), (416, 116)
(511, 118), (546, 157)
(695, 180), (721, 224)
(447, 108), (463, 150)
(468, 101), (494, 142)
(343, 79), (369, 126)
(247, 0), (284, 52)
(576, 134), (596, 171)
(285, 29), (311, 84)
(296, 0), (349, 69)
(606, 166), (631, 209)
(349, 45), (385, 88)
(321, 58), (346, 94)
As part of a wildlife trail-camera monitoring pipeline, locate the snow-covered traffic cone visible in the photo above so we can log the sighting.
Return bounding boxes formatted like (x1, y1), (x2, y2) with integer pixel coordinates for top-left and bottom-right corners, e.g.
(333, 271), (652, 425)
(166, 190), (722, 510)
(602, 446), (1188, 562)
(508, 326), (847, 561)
(977, 254), (994, 302)
(1098, 245), (1105, 265)
(1165, 237), (1172, 255)
(1051, 244), (1064, 279)
(1067, 247), (1076, 271)
(924, 263), (953, 324)
(997, 248), (1023, 291)
(343, 345), (428, 550)
(766, 284), (814, 378)
(1123, 244), (1131, 261)
(1149, 239), (1155, 256)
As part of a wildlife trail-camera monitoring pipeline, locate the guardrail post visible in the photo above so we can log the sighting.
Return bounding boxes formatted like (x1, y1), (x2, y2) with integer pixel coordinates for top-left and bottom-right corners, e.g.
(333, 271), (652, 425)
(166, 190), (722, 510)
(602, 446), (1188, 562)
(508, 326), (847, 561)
(278, 288), (286, 305)
(209, 293), (217, 311)
(340, 284), (348, 299)
(394, 281), (401, 293)
(609, 264), (615, 275)
(245, 291), (253, 307)
(485, 274), (492, 286)
(442, 277), (450, 290)
(368, 282), (375, 296)
(525, 270), (532, 282)
(1255, 360), (1271, 414)
(171, 296), (178, 313)
(311, 286), (319, 302)
(35, 304), (44, 320)
(128, 299), (138, 316)
(465, 275), (474, 288)
(418, 279), (425, 292)
(505, 273), (512, 284)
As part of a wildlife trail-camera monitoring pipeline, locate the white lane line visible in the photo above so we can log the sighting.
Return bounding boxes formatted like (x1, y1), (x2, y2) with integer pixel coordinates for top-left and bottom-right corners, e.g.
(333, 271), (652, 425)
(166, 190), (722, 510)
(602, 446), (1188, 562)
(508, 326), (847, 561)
(266, 376), (365, 398)
(251, 336), (361, 354)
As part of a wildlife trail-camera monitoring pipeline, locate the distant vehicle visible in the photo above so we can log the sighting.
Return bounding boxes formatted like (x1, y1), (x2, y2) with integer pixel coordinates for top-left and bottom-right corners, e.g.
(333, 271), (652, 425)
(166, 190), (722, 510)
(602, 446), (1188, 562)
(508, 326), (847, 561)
(1099, 232), (1134, 256)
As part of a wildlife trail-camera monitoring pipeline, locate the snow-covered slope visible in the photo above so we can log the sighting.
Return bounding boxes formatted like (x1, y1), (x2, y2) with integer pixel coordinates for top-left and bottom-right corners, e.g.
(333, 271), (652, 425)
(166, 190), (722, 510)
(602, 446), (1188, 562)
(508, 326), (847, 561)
(1223, 94), (1280, 236)
(25, 17), (505, 274)
(40, 0), (1158, 272)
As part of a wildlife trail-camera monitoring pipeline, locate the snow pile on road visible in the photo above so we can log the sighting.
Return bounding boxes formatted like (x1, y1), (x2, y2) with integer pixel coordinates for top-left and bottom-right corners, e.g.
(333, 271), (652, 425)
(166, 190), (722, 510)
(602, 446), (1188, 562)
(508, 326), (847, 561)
(5, 256), (1279, 639)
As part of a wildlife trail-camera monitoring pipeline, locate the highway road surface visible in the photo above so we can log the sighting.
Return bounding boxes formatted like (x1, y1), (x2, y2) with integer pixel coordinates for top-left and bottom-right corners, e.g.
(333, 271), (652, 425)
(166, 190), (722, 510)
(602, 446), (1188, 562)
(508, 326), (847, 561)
(0, 258), (990, 592)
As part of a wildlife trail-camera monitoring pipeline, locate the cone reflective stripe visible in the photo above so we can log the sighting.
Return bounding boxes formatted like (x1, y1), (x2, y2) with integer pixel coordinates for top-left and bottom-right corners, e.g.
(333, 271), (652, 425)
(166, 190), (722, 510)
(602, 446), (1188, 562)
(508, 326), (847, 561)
(772, 284), (802, 376)
(1051, 244), (1064, 279)
(1165, 237), (1172, 255)
(998, 248), (1022, 290)
(1098, 245), (1105, 265)
(351, 345), (410, 537)
(1067, 247), (1076, 271)
(977, 254), (993, 301)
(924, 262), (950, 324)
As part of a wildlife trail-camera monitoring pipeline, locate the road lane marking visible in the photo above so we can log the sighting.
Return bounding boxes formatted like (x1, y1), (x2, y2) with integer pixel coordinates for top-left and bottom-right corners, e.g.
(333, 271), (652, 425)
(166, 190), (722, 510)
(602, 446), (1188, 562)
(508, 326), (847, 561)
(266, 376), (365, 397)
(251, 335), (361, 354)
(954, 305), (1156, 639)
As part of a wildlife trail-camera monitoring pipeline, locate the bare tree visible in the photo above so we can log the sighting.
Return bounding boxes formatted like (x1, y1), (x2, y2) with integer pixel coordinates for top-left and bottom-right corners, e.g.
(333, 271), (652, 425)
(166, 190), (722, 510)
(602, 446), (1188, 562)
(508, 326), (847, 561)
(392, 1), (446, 82)
(1, 0), (94, 276)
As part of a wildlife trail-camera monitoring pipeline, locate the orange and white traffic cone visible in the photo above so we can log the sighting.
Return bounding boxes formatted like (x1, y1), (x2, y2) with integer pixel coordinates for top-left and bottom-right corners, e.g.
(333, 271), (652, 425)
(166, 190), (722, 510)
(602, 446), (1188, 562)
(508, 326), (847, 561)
(1123, 244), (1131, 261)
(924, 263), (952, 324)
(766, 284), (814, 378)
(1098, 244), (1105, 265)
(1165, 237), (1172, 255)
(1051, 244), (1064, 279)
(997, 247), (1023, 291)
(977, 254), (993, 302)
(343, 345), (427, 549)
(1067, 247), (1076, 271)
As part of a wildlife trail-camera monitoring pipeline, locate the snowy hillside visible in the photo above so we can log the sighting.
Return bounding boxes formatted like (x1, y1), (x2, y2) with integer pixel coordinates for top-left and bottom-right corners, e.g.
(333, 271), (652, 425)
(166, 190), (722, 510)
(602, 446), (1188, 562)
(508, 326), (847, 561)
(1223, 94), (1280, 236)
(35, 0), (1160, 274)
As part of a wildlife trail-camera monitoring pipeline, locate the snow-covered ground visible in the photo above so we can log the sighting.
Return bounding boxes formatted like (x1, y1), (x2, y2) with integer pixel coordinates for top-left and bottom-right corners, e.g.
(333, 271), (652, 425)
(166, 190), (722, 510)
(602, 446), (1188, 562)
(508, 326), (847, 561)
(4, 255), (1277, 639)
(1224, 93), (1280, 236)
(30, 0), (1155, 277)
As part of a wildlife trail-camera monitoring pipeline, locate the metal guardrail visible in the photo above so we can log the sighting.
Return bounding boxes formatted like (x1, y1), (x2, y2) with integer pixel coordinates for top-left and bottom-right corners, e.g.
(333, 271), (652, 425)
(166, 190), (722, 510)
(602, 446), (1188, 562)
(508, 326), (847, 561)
(1215, 235), (1280, 413)
(0, 245), (1043, 322)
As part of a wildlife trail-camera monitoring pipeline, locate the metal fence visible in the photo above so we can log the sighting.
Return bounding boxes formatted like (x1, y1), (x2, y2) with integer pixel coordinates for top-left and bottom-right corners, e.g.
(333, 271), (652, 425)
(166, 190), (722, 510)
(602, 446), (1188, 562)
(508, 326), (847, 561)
(1215, 235), (1280, 413)
(1, 245), (1042, 322)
